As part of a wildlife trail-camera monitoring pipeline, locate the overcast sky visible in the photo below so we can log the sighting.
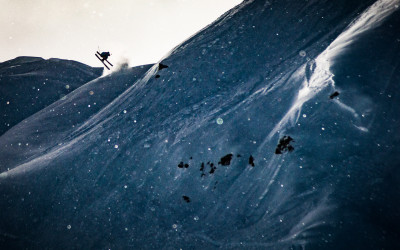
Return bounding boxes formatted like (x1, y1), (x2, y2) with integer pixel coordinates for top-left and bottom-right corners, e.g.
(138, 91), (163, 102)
(0, 0), (242, 67)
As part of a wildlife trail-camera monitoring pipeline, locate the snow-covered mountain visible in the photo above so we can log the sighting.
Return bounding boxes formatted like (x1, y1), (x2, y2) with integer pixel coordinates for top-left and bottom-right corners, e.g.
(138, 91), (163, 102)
(0, 57), (103, 135)
(0, 63), (152, 176)
(1, 0), (400, 249)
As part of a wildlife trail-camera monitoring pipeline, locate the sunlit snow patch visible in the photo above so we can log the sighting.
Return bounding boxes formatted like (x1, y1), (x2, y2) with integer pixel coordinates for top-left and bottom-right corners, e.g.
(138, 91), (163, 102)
(268, 0), (400, 138)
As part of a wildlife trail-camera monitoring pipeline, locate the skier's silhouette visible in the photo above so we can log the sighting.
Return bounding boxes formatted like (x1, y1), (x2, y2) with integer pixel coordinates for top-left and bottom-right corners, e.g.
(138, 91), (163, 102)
(99, 52), (111, 61)
(95, 50), (113, 70)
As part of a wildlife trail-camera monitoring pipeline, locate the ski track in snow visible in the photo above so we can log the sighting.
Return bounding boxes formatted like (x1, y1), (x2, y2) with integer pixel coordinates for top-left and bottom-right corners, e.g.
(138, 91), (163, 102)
(267, 0), (400, 140)
(253, 0), (400, 239)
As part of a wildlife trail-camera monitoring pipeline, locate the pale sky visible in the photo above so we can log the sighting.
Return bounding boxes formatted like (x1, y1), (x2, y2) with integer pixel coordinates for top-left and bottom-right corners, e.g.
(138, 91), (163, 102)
(0, 0), (242, 67)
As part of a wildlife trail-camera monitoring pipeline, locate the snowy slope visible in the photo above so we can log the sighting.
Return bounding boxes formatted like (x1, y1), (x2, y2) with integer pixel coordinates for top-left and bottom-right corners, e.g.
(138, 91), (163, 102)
(0, 57), (103, 135)
(1, 0), (400, 249)
(0, 64), (152, 174)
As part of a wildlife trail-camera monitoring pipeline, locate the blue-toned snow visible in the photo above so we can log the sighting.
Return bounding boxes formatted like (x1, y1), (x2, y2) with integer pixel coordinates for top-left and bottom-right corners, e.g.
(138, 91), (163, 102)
(0, 57), (103, 135)
(1, 0), (400, 249)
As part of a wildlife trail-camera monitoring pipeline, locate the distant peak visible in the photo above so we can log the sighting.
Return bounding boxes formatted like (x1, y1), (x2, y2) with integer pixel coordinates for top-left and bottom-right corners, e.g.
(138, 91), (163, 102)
(49, 58), (62, 62)
(8, 56), (45, 64)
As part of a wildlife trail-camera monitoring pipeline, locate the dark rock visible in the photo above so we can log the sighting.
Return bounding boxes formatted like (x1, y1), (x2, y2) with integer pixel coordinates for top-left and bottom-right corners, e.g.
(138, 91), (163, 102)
(209, 163), (217, 174)
(158, 63), (169, 71)
(200, 162), (205, 171)
(178, 161), (189, 168)
(182, 196), (190, 203)
(218, 154), (233, 166)
(275, 136), (295, 154)
(155, 74), (160, 78)
(329, 91), (340, 99)
(200, 162), (206, 177)
(249, 155), (255, 167)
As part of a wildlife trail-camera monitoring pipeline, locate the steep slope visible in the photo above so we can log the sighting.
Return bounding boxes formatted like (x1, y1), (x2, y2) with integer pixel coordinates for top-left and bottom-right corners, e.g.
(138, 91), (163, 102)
(1, 0), (399, 249)
(0, 57), (103, 135)
(0, 64), (152, 173)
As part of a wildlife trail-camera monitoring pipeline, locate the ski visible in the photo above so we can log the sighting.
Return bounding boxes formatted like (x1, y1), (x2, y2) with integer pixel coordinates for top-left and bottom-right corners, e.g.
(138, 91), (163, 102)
(106, 60), (113, 67)
(95, 54), (110, 70)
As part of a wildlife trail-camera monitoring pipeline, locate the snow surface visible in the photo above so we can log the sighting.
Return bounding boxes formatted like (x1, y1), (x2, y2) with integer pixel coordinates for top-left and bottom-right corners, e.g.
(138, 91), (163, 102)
(0, 57), (103, 135)
(1, 0), (400, 249)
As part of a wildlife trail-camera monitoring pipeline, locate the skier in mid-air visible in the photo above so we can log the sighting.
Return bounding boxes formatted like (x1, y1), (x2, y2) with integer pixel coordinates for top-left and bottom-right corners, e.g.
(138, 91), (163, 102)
(99, 51), (111, 61)
(95, 50), (113, 70)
